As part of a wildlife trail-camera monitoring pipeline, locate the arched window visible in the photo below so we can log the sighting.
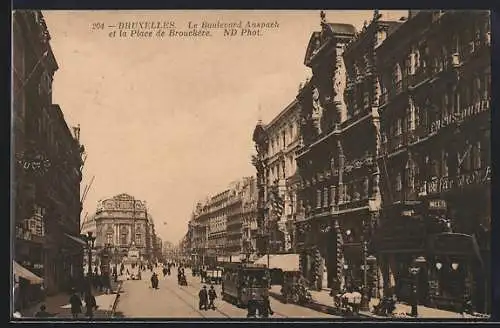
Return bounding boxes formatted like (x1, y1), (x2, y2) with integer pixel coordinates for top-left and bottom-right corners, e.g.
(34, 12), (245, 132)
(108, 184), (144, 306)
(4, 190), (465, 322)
(405, 157), (419, 192)
(106, 231), (113, 245)
(120, 227), (128, 245)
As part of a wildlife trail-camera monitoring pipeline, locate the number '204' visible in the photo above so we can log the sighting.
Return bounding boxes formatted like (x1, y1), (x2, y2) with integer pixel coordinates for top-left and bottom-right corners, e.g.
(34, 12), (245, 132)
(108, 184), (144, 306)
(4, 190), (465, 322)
(92, 22), (104, 30)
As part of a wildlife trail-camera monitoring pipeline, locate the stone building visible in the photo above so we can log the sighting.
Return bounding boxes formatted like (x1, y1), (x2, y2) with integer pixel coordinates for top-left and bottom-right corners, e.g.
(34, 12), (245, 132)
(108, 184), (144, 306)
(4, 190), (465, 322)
(81, 194), (158, 264)
(13, 10), (85, 298)
(373, 10), (491, 313)
(239, 177), (259, 261)
(293, 11), (405, 292)
(252, 100), (302, 256)
(189, 177), (258, 265)
(153, 236), (163, 262)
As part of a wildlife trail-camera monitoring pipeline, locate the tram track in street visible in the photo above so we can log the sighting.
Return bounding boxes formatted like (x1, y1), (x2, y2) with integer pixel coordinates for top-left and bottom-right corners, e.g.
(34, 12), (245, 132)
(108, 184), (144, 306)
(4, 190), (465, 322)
(182, 275), (287, 318)
(161, 278), (232, 318)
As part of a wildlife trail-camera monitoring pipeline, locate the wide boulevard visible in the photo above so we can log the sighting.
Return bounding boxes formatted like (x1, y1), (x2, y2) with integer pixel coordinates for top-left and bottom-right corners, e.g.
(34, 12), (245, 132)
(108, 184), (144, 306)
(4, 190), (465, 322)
(114, 266), (338, 318)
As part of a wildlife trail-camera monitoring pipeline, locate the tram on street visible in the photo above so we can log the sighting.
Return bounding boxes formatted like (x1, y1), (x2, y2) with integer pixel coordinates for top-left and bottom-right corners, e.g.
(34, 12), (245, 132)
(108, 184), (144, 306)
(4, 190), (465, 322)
(221, 263), (269, 308)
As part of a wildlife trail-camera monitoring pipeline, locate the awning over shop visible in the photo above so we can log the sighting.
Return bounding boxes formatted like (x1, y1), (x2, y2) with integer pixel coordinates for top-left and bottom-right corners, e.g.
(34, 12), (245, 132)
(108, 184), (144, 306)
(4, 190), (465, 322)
(13, 261), (43, 284)
(64, 233), (87, 246)
(254, 254), (300, 272)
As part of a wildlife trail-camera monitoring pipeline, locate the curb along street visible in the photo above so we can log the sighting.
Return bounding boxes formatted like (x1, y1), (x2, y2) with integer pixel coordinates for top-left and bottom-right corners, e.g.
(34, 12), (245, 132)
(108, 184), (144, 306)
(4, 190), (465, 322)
(268, 290), (376, 319)
(110, 281), (123, 318)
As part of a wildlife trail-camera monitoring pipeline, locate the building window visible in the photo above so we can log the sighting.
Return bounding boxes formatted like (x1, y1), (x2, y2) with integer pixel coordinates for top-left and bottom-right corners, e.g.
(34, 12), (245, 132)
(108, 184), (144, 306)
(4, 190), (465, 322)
(323, 187), (329, 208)
(106, 232), (113, 245)
(120, 232), (127, 245)
(395, 118), (402, 136)
(395, 173), (402, 192)
(405, 157), (419, 192)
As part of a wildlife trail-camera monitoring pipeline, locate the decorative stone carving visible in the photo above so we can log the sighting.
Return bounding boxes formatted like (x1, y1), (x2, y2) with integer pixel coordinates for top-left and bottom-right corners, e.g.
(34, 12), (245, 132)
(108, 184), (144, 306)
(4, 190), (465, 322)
(312, 87), (324, 134)
(334, 45), (348, 123)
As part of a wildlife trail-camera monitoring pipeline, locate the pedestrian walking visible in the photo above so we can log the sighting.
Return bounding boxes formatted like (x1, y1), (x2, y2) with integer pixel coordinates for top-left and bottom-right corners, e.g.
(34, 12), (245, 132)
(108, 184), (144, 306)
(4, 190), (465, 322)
(208, 285), (217, 310)
(151, 272), (159, 289)
(351, 288), (362, 315)
(198, 285), (208, 310)
(462, 295), (474, 317)
(84, 292), (97, 319)
(69, 289), (83, 319)
(260, 294), (274, 318)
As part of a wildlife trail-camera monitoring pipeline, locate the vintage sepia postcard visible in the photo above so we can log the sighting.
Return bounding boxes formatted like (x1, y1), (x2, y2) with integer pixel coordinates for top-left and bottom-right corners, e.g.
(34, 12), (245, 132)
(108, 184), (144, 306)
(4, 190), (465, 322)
(11, 9), (492, 321)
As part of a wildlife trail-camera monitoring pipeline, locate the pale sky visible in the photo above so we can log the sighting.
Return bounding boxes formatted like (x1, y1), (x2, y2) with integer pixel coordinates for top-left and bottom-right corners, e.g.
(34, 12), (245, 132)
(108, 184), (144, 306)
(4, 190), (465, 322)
(42, 10), (408, 245)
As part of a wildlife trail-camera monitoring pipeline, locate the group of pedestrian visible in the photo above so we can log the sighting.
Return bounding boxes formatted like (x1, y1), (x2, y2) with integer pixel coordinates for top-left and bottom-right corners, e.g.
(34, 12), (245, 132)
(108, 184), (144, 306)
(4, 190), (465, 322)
(333, 286), (363, 315)
(90, 268), (111, 294)
(178, 267), (187, 286)
(69, 288), (98, 319)
(162, 262), (172, 277)
(198, 285), (217, 310)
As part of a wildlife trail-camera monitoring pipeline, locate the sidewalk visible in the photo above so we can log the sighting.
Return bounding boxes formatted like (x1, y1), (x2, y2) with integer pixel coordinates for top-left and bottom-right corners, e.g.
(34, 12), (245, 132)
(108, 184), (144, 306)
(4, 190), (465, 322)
(269, 286), (489, 319)
(20, 277), (124, 319)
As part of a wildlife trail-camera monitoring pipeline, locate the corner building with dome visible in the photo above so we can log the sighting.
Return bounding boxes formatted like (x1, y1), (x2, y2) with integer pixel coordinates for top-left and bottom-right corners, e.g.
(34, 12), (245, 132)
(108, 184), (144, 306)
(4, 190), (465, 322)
(81, 193), (159, 265)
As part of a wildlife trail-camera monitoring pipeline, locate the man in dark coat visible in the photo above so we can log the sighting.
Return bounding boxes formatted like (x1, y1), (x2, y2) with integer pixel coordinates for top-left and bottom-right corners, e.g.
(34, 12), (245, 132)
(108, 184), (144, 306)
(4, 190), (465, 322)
(84, 292), (97, 319)
(151, 272), (159, 289)
(198, 285), (208, 310)
(208, 285), (217, 310)
(69, 290), (82, 319)
(260, 294), (274, 318)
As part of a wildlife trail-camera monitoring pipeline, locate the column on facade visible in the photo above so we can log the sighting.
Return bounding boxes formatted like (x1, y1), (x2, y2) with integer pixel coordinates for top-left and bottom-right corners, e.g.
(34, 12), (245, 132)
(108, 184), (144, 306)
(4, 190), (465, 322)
(115, 223), (119, 246)
(128, 224), (132, 245)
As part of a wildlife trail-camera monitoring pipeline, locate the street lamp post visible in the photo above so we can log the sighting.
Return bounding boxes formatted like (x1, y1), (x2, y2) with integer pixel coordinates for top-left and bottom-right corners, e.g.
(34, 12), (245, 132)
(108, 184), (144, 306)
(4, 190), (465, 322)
(80, 231), (96, 277)
(409, 256), (427, 317)
(360, 241), (370, 311)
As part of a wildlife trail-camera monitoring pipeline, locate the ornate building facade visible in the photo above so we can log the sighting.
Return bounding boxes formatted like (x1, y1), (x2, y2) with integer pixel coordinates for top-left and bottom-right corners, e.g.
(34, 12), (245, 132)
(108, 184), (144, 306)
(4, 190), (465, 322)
(252, 100), (301, 256)
(13, 10), (85, 297)
(293, 11), (406, 293)
(373, 10), (491, 313)
(291, 10), (490, 314)
(81, 194), (158, 263)
(189, 177), (258, 265)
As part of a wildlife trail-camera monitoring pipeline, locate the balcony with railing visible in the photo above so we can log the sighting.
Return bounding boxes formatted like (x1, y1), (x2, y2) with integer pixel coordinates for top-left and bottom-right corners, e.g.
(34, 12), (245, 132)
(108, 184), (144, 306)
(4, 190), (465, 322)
(387, 133), (404, 154)
(337, 196), (368, 213)
(408, 65), (434, 88)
